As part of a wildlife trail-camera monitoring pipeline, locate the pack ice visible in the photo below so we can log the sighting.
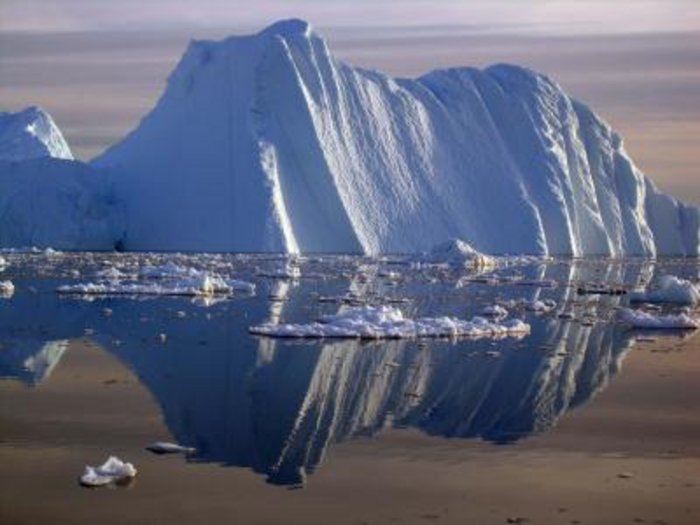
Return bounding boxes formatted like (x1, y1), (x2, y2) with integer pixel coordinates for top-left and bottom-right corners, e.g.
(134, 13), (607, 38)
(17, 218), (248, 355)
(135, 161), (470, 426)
(3, 20), (699, 255)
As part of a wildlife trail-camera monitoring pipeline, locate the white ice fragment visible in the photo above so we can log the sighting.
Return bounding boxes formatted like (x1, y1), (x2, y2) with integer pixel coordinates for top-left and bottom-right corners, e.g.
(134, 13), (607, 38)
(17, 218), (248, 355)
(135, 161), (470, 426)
(0, 280), (15, 298)
(249, 305), (530, 339)
(618, 308), (699, 330)
(146, 441), (196, 455)
(628, 275), (699, 306)
(79, 456), (137, 487)
(482, 304), (509, 319)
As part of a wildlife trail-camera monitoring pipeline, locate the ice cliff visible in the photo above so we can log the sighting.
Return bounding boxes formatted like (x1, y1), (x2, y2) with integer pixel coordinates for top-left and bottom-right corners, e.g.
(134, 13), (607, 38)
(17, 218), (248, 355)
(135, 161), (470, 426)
(0, 106), (73, 162)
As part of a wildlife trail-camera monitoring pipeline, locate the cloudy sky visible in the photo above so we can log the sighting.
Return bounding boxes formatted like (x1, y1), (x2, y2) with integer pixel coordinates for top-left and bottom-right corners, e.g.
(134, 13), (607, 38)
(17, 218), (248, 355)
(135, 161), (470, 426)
(1, 0), (698, 203)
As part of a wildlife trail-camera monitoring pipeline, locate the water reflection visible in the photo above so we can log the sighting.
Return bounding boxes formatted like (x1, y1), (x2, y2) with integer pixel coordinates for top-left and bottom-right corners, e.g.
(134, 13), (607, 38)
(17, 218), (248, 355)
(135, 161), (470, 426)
(0, 255), (696, 486)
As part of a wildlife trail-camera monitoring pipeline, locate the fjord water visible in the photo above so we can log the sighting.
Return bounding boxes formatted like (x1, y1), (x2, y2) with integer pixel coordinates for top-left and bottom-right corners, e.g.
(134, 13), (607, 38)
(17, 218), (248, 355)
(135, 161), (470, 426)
(1, 253), (698, 523)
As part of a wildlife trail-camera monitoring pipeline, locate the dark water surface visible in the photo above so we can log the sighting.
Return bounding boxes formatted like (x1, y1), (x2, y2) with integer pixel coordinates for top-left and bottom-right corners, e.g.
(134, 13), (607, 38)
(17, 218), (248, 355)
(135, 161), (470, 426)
(1, 252), (698, 491)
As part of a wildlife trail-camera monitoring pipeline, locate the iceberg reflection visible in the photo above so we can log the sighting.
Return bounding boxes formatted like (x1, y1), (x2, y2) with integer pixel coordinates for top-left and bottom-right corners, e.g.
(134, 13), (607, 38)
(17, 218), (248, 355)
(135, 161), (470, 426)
(1, 255), (692, 486)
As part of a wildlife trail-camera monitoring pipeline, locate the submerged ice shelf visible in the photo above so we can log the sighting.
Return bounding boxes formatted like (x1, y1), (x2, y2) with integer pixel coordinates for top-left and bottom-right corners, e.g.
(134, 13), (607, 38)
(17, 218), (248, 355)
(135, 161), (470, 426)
(0, 20), (698, 255)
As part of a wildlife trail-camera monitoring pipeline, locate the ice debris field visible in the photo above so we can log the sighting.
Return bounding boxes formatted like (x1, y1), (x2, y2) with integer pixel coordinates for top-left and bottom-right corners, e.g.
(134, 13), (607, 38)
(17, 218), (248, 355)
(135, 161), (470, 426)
(0, 19), (698, 256)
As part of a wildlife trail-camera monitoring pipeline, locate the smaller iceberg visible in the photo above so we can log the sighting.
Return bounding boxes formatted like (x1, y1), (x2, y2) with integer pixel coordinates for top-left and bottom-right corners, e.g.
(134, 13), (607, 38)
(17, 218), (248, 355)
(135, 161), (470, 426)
(79, 456), (137, 487)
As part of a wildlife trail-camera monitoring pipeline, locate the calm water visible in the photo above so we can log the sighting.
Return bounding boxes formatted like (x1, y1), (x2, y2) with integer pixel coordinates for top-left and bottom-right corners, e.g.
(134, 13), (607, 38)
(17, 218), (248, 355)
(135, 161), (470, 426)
(1, 252), (698, 487)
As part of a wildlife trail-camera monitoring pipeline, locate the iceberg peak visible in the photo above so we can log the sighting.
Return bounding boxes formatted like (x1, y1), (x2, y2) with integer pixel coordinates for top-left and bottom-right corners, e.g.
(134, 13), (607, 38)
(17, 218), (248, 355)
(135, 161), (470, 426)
(0, 106), (73, 162)
(258, 18), (313, 39)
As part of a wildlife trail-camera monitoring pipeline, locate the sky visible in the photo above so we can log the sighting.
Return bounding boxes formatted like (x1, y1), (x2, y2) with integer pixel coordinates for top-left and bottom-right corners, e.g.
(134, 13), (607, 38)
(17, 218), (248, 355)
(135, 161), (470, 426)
(1, 0), (698, 203)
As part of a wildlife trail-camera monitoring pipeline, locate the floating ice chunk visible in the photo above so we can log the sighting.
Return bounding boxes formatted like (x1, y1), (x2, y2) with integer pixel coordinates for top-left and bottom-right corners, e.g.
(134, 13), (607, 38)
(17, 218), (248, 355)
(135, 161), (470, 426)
(628, 275), (699, 306)
(57, 273), (255, 297)
(618, 308), (699, 329)
(79, 456), (137, 487)
(249, 306), (530, 339)
(503, 298), (557, 313)
(257, 263), (301, 279)
(0, 256), (7, 269)
(525, 299), (557, 313)
(482, 304), (509, 319)
(139, 261), (197, 279)
(146, 441), (196, 455)
(96, 266), (130, 281)
(427, 239), (496, 269)
(0, 280), (14, 298)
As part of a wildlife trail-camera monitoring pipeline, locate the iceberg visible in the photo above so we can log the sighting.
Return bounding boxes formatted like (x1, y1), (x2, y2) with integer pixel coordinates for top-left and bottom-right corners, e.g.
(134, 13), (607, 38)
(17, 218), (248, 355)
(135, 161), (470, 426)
(0, 107), (73, 162)
(1, 20), (697, 255)
(93, 19), (699, 256)
(79, 456), (137, 487)
(249, 305), (530, 339)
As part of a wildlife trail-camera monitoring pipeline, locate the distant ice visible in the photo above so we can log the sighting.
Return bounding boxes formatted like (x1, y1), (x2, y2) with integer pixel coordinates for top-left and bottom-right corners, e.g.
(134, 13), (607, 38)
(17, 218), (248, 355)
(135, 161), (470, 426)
(249, 305), (530, 339)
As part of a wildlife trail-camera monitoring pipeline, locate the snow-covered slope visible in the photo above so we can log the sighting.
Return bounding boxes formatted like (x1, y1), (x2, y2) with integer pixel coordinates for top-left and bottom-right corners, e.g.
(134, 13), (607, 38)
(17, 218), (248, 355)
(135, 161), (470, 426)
(0, 158), (122, 250)
(94, 19), (698, 255)
(0, 107), (73, 162)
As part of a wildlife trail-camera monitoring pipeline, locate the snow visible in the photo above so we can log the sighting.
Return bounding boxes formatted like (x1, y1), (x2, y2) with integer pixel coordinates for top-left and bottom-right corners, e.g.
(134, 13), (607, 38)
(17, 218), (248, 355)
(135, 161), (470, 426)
(80, 456), (137, 487)
(57, 273), (255, 297)
(0, 158), (123, 250)
(249, 305), (530, 339)
(618, 308), (699, 329)
(91, 19), (698, 256)
(628, 275), (700, 306)
(0, 107), (73, 162)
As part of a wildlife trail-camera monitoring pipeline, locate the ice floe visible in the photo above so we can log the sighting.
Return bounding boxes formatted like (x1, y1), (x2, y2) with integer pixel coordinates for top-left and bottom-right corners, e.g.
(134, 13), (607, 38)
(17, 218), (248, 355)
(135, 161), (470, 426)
(481, 304), (509, 319)
(57, 273), (255, 297)
(0, 280), (15, 298)
(618, 308), (699, 330)
(249, 305), (530, 339)
(79, 456), (137, 487)
(628, 275), (699, 306)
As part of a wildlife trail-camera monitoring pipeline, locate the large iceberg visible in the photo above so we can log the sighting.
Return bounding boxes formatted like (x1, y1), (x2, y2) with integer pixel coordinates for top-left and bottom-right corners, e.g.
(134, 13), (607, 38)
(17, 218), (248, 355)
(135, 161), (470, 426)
(0, 106), (73, 162)
(1, 20), (698, 255)
(93, 19), (698, 255)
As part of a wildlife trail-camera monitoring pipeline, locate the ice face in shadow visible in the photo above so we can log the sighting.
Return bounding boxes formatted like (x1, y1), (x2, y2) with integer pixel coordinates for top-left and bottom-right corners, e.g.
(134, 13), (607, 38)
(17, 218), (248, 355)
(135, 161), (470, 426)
(0, 254), (693, 486)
